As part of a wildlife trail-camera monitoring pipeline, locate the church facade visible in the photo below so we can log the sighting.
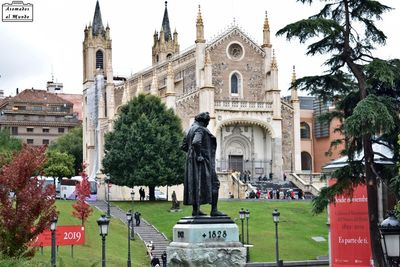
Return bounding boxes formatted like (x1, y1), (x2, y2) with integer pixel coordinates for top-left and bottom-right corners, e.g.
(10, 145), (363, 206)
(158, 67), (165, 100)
(82, 1), (302, 183)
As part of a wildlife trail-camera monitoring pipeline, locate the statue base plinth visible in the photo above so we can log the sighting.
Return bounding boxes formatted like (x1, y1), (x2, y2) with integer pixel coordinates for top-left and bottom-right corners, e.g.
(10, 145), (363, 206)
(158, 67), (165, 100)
(167, 216), (246, 267)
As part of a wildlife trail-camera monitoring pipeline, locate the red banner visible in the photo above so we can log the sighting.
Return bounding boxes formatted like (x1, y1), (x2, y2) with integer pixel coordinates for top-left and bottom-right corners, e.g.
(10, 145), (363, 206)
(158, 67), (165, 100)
(329, 179), (372, 266)
(31, 225), (85, 247)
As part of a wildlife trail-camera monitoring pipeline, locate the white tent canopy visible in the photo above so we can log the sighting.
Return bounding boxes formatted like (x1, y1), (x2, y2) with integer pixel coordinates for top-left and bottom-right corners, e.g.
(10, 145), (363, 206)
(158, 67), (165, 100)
(322, 143), (394, 172)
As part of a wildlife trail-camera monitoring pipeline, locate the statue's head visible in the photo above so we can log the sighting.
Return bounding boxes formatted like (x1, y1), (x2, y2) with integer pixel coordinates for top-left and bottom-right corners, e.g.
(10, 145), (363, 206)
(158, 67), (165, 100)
(195, 112), (210, 127)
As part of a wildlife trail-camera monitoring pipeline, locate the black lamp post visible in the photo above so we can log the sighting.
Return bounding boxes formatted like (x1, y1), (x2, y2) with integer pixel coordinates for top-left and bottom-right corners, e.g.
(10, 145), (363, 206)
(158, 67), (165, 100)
(105, 177), (110, 217)
(239, 208), (245, 243)
(379, 212), (400, 266)
(130, 191), (135, 240)
(97, 214), (110, 267)
(50, 216), (58, 267)
(126, 210), (132, 267)
(245, 209), (250, 262)
(272, 209), (282, 267)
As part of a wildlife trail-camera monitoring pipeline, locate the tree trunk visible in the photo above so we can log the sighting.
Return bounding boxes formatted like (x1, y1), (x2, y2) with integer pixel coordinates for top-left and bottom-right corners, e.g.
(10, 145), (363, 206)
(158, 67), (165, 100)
(364, 135), (386, 267)
(149, 185), (155, 201)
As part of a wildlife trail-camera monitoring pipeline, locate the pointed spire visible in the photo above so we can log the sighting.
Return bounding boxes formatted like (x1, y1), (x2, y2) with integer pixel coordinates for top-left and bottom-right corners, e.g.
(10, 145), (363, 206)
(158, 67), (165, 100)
(92, 0), (105, 37)
(161, 1), (172, 41)
(262, 11), (272, 48)
(136, 76), (144, 97)
(167, 62), (174, 77)
(205, 50), (212, 65)
(150, 70), (159, 95)
(271, 50), (278, 70)
(196, 5), (205, 43)
(291, 65), (299, 101)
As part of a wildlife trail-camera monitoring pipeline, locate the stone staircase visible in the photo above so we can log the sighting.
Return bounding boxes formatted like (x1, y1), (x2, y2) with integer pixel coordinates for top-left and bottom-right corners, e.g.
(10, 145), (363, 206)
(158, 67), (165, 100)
(91, 200), (169, 259)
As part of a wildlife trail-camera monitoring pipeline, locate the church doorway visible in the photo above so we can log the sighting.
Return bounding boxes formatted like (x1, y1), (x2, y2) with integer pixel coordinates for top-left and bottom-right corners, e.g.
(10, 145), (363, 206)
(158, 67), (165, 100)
(229, 155), (243, 172)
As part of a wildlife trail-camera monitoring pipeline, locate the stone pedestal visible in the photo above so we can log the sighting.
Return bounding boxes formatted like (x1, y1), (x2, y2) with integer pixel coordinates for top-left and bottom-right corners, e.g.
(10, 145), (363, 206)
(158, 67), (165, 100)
(167, 216), (246, 267)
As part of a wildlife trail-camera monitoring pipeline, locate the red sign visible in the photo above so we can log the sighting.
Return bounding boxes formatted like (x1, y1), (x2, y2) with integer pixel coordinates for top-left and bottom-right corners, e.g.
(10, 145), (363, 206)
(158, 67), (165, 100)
(31, 225), (85, 247)
(329, 179), (372, 266)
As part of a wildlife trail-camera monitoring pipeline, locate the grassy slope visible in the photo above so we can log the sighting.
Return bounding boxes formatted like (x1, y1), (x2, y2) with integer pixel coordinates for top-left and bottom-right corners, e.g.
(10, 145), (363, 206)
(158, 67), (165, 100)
(32, 200), (149, 267)
(115, 200), (328, 262)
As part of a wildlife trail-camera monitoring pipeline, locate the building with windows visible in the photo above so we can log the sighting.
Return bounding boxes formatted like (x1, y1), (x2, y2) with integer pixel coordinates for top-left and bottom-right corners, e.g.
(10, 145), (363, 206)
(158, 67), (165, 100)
(0, 88), (81, 145)
(83, 1), (342, 189)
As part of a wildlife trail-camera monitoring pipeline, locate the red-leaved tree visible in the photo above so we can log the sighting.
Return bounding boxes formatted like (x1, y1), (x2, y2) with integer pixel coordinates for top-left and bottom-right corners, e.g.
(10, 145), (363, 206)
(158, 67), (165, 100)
(72, 164), (93, 225)
(0, 145), (58, 257)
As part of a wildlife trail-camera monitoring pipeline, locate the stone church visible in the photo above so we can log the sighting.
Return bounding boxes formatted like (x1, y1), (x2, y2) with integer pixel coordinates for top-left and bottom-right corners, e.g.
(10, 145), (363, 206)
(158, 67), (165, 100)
(82, 1), (303, 188)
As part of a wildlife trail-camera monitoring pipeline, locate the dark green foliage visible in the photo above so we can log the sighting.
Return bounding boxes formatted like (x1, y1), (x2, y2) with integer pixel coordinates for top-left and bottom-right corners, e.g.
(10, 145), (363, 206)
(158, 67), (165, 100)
(278, 2), (396, 264)
(102, 94), (185, 200)
(277, 0), (398, 210)
(48, 126), (83, 175)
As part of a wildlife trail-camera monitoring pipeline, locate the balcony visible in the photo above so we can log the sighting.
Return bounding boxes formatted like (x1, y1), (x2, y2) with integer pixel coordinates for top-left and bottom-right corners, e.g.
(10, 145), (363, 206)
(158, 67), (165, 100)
(215, 100), (273, 111)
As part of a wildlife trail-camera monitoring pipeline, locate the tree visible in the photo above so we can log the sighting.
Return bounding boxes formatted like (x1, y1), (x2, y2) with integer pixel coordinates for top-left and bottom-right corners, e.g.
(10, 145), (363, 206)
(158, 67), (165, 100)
(48, 126), (83, 175)
(0, 145), (57, 257)
(0, 129), (22, 168)
(102, 94), (185, 200)
(72, 164), (93, 225)
(277, 1), (397, 265)
(43, 150), (74, 196)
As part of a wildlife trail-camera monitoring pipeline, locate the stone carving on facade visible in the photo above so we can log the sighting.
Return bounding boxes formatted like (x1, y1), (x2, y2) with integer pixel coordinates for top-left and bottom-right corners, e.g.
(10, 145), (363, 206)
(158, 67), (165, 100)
(168, 247), (246, 267)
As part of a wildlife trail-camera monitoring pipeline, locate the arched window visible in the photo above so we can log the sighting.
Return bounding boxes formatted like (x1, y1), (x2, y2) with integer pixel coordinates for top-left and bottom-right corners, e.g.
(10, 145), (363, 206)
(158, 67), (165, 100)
(230, 72), (241, 95)
(301, 151), (312, 171)
(300, 122), (311, 139)
(167, 53), (172, 60)
(96, 50), (104, 70)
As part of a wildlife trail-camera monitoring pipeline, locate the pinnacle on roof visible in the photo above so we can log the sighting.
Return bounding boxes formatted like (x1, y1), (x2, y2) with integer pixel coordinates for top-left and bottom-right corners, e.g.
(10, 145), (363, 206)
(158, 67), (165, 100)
(162, 1), (172, 41)
(92, 0), (105, 37)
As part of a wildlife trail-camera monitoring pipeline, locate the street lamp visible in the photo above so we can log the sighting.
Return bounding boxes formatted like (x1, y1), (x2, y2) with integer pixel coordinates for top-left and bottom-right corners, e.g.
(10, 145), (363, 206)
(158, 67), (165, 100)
(239, 208), (245, 243)
(97, 214), (110, 267)
(245, 209), (250, 262)
(105, 177), (110, 217)
(50, 216), (58, 267)
(130, 191), (135, 240)
(272, 209), (282, 267)
(126, 210), (132, 267)
(379, 212), (400, 266)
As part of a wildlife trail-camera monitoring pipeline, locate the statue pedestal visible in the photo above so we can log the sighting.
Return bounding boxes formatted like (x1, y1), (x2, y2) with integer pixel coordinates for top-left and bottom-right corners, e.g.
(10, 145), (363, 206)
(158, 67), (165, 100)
(167, 216), (246, 267)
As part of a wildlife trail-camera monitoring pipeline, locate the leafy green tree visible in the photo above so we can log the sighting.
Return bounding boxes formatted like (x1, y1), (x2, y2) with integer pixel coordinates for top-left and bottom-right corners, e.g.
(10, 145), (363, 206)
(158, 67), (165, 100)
(48, 126), (83, 175)
(43, 150), (74, 195)
(277, 0), (398, 264)
(102, 94), (185, 200)
(0, 129), (22, 167)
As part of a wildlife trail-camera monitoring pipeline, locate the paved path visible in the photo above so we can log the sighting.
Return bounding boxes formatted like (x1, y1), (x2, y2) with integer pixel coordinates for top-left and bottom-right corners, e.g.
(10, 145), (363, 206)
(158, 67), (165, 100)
(91, 200), (169, 259)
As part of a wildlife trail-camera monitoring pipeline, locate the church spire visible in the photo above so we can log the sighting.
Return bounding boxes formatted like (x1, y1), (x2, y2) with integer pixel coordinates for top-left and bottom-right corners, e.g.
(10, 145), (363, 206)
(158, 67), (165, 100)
(92, 0), (105, 37)
(262, 11), (271, 48)
(291, 65), (299, 101)
(162, 1), (172, 41)
(196, 5), (205, 43)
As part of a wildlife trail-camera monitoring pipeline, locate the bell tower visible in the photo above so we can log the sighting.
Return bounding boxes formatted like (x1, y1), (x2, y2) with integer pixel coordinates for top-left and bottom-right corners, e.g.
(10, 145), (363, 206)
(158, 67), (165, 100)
(83, 0), (113, 86)
(82, 0), (114, 180)
(152, 1), (180, 64)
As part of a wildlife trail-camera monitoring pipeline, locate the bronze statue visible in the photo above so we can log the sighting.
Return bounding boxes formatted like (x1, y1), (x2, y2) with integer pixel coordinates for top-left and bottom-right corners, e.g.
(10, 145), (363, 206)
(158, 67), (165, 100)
(181, 112), (226, 217)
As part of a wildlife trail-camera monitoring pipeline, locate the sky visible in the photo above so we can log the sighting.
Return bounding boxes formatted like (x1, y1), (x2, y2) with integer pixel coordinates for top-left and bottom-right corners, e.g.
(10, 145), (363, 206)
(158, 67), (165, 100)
(0, 0), (399, 98)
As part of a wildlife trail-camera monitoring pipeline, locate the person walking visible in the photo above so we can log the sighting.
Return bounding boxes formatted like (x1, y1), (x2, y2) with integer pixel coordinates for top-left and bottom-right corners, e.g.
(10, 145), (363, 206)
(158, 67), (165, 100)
(161, 251), (167, 267)
(134, 211), (141, 226)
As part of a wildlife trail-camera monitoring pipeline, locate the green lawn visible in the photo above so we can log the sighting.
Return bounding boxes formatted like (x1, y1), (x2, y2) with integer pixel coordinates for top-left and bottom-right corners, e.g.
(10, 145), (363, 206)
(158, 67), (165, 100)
(31, 200), (149, 267)
(115, 199), (328, 262)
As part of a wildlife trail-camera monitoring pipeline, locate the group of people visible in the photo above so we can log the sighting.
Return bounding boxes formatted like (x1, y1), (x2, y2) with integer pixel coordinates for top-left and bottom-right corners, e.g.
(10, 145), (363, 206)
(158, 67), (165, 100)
(246, 188), (304, 200)
(149, 247), (167, 267)
(139, 187), (146, 201)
